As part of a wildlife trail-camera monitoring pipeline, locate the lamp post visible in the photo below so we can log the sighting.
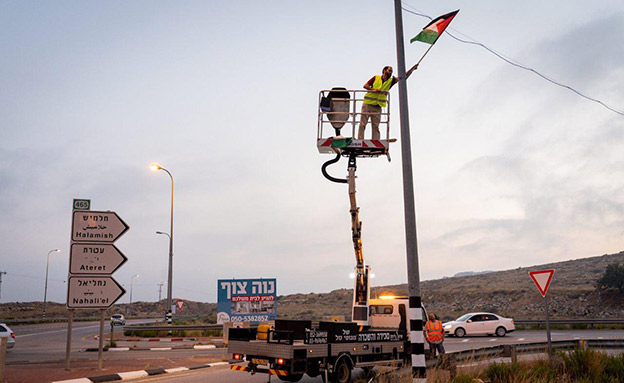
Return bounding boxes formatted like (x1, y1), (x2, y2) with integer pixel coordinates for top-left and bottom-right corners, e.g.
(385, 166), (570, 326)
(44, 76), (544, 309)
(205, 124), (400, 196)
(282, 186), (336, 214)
(157, 281), (166, 302)
(151, 163), (174, 325)
(129, 274), (140, 315)
(43, 248), (61, 320)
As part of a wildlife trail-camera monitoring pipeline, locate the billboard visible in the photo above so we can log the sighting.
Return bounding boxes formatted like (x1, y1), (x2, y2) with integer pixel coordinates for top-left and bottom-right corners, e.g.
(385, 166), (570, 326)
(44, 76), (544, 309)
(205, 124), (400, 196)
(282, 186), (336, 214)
(217, 278), (277, 324)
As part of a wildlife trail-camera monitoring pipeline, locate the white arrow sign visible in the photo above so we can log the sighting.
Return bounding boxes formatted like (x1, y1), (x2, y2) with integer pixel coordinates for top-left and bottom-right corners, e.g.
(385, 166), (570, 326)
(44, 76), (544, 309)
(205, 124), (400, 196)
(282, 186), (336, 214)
(72, 211), (129, 243)
(67, 276), (126, 309)
(69, 243), (128, 275)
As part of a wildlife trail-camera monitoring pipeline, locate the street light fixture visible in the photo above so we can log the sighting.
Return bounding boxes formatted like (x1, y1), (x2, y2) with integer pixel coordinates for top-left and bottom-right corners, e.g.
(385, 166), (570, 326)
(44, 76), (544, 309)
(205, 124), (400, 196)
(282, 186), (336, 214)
(43, 248), (61, 320)
(150, 163), (174, 325)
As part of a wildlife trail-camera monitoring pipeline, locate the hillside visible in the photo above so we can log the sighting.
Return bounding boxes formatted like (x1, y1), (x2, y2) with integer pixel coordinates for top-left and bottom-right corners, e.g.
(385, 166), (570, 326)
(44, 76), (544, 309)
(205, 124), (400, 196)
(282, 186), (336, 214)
(1, 251), (623, 322)
(276, 251), (624, 321)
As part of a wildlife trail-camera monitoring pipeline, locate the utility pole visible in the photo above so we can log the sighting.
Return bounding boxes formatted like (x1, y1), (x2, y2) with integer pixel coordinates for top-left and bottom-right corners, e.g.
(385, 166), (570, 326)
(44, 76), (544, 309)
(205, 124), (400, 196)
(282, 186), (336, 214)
(0, 272), (6, 301)
(393, 0), (426, 381)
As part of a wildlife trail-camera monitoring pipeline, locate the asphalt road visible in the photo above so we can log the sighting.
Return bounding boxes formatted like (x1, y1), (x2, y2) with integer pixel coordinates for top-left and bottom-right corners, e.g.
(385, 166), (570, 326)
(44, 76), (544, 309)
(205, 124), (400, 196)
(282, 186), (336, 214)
(116, 329), (624, 383)
(7, 318), (157, 363)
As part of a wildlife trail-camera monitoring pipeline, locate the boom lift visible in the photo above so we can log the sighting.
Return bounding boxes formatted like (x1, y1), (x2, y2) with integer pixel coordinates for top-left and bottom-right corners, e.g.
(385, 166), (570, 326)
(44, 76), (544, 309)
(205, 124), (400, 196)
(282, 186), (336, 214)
(227, 90), (410, 383)
(318, 88), (394, 326)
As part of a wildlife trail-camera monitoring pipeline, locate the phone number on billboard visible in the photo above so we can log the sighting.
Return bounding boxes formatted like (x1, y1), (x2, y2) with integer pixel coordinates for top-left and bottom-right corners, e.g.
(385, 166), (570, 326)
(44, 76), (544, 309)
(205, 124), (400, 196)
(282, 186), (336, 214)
(231, 315), (271, 322)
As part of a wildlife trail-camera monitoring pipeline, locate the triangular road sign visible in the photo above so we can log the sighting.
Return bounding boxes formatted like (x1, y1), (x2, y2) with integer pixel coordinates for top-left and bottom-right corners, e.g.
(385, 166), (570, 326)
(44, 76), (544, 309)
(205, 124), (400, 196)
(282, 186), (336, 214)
(176, 300), (185, 311)
(529, 270), (555, 297)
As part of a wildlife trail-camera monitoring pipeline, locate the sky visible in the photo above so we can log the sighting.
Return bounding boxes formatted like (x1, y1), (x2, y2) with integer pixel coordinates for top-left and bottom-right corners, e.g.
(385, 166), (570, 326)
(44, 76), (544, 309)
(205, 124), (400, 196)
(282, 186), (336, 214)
(1, 0), (622, 305)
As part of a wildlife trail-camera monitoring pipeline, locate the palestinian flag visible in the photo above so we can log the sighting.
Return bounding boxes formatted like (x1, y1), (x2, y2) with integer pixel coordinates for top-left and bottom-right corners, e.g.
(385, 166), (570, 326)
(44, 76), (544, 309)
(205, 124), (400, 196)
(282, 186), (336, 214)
(410, 10), (459, 44)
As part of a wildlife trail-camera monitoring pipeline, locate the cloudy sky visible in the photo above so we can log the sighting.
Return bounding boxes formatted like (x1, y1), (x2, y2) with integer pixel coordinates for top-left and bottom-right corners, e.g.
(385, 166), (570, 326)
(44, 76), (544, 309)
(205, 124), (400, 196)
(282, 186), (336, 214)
(1, 0), (622, 305)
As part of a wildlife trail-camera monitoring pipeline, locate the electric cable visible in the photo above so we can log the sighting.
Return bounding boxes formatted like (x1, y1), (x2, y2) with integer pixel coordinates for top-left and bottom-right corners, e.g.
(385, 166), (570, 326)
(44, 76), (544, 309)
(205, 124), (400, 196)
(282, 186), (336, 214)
(401, 5), (624, 116)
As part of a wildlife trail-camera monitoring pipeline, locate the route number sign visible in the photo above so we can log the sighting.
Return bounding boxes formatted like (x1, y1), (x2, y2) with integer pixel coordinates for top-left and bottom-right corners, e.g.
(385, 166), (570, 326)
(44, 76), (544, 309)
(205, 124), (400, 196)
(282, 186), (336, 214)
(73, 199), (91, 211)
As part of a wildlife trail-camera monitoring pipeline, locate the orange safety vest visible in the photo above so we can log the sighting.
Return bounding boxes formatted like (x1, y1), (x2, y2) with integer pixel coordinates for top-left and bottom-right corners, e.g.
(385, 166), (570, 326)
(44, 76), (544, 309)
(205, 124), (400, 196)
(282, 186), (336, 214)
(426, 320), (444, 343)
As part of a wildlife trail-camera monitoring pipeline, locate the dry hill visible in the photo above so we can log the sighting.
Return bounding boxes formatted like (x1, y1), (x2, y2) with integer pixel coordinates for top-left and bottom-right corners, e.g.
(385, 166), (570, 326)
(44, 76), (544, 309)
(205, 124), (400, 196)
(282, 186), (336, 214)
(1, 251), (623, 322)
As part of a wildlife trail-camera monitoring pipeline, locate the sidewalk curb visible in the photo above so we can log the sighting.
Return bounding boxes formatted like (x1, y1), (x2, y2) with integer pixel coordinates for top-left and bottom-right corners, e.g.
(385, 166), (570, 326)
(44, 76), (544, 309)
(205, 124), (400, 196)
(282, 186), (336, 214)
(51, 362), (228, 383)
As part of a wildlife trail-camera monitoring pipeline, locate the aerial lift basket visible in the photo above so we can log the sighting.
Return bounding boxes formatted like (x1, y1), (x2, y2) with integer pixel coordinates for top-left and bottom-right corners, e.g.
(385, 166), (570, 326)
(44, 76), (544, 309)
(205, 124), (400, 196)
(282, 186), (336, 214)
(317, 88), (393, 158)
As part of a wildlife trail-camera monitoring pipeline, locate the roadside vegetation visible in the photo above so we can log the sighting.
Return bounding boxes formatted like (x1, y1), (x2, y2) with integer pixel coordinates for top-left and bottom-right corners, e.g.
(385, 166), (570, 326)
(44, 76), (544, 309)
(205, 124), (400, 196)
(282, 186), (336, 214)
(355, 349), (624, 383)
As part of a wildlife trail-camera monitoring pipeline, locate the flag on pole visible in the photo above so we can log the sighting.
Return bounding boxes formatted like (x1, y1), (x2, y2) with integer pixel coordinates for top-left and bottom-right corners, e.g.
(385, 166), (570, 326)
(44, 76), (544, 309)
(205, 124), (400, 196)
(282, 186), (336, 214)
(410, 10), (459, 45)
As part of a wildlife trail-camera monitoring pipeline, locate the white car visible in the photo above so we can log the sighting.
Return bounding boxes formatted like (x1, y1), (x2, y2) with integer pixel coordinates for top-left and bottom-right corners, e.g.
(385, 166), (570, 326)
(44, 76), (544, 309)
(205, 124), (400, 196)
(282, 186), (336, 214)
(0, 323), (16, 349)
(443, 312), (515, 337)
(110, 314), (126, 326)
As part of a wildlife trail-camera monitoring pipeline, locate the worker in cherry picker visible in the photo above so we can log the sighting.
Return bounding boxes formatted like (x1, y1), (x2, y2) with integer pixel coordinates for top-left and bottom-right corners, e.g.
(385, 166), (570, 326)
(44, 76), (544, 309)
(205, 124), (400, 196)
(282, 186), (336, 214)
(358, 64), (417, 140)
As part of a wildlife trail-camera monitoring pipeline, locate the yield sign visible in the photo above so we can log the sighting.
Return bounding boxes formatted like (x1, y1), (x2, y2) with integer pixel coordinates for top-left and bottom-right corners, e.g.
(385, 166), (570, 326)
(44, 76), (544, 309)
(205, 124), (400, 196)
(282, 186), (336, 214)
(176, 300), (185, 311)
(529, 269), (555, 297)
(72, 210), (129, 243)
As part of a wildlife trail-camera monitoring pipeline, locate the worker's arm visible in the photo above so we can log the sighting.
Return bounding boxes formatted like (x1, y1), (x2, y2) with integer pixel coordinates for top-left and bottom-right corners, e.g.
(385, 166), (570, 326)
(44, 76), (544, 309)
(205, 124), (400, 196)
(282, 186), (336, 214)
(399, 64), (418, 81)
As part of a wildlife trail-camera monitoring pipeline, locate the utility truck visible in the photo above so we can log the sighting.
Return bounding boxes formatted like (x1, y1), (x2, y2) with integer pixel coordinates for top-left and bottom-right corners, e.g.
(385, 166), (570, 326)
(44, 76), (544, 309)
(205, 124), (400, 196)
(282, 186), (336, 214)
(228, 90), (427, 382)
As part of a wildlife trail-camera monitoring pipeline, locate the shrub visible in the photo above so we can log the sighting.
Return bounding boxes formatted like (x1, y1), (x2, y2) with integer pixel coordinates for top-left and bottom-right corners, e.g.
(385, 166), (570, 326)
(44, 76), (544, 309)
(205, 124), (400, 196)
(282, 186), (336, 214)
(484, 362), (521, 383)
(596, 263), (624, 293)
(600, 353), (624, 383)
(561, 348), (604, 381)
(451, 375), (475, 383)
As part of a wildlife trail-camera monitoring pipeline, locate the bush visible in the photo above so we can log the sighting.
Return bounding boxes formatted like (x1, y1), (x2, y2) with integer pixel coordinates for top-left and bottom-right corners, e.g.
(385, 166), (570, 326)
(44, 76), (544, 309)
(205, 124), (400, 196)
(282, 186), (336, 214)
(484, 362), (522, 383)
(450, 375), (476, 383)
(596, 263), (624, 293)
(601, 353), (624, 383)
(561, 348), (605, 381)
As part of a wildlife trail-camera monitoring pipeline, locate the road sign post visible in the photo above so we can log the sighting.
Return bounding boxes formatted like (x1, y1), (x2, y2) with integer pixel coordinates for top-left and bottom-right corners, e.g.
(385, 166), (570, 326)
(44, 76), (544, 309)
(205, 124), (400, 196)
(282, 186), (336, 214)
(66, 202), (129, 370)
(529, 269), (555, 358)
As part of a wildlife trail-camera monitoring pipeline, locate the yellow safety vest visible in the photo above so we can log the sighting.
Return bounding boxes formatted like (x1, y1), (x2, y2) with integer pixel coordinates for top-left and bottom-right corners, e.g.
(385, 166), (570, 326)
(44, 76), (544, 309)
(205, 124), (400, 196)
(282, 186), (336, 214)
(363, 75), (393, 107)
(426, 320), (444, 343)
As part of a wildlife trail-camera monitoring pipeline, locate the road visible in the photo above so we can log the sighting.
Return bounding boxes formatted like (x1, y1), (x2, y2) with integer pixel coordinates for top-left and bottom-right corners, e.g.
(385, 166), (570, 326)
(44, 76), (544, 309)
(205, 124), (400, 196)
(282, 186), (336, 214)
(7, 318), (160, 363)
(104, 329), (623, 383)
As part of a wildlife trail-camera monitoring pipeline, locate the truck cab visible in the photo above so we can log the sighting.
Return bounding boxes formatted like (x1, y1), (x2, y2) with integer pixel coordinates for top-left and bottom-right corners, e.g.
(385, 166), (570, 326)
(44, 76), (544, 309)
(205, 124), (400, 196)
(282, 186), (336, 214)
(369, 296), (428, 334)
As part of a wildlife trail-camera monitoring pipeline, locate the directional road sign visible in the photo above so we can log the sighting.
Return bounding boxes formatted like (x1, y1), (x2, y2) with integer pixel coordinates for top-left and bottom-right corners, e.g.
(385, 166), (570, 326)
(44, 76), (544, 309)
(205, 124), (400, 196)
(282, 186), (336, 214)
(72, 211), (129, 243)
(529, 269), (555, 297)
(69, 243), (128, 275)
(67, 276), (126, 309)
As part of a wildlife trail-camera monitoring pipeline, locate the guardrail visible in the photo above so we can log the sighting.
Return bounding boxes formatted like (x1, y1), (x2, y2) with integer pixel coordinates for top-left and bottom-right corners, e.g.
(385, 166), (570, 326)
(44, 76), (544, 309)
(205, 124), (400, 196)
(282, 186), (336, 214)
(427, 338), (624, 370)
(514, 318), (624, 326)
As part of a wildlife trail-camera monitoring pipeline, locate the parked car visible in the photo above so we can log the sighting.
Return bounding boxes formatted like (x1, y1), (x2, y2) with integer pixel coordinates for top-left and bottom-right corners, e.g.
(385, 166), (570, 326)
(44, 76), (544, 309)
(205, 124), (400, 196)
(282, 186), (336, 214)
(443, 312), (515, 337)
(0, 323), (16, 349)
(110, 314), (126, 326)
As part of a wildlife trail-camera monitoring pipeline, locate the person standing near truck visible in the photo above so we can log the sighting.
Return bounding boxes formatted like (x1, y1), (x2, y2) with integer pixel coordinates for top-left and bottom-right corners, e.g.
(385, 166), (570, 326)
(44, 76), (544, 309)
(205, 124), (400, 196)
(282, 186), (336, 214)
(425, 312), (445, 358)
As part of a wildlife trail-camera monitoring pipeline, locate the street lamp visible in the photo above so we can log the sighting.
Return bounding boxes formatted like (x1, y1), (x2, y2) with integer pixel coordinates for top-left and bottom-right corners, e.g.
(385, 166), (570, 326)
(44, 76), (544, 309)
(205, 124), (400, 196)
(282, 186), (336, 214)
(151, 163), (174, 325)
(129, 274), (140, 314)
(157, 281), (167, 302)
(43, 248), (61, 320)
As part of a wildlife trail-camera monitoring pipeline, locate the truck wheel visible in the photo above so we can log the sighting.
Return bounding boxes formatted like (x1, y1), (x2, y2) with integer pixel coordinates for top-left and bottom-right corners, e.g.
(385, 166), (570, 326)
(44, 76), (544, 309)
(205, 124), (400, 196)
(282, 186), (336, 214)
(277, 374), (303, 382)
(332, 359), (352, 383)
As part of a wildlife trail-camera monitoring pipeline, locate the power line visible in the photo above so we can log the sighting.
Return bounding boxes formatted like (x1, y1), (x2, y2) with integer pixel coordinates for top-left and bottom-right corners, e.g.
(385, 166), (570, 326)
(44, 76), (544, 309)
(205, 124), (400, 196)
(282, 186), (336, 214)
(401, 6), (624, 116)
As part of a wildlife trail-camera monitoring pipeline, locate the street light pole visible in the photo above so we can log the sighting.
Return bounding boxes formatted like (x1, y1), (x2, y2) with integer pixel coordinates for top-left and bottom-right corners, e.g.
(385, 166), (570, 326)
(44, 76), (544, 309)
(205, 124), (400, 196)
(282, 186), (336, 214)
(0, 271), (6, 302)
(43, 249), (61, 320)
(393, 1), (425, 381)
(151, 163), (174, 325)
(157, 281), (166, 302)
(129, 274), (139, 315)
